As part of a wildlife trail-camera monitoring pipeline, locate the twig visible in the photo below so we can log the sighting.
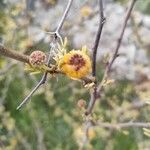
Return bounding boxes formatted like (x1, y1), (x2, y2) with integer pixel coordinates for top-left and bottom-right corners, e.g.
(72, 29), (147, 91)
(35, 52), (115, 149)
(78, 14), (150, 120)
(96, 122), (150, 129)
(0, 45), (29, 63)
(17, 0), (74, 109)
(117, 101), (149, 115)
(79, 121), (92, 150)
(107, 0), (137, 73)
(97, 0), (137, 96)
(92, 0), (105, 77)
(85, 0), (105, 115)
(27, 106), (46, 150)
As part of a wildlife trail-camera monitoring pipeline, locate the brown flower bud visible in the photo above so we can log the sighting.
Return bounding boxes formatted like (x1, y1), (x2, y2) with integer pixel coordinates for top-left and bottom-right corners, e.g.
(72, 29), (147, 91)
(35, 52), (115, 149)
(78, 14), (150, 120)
(77, 99), (86, 108)
(29, 50), (46, 67)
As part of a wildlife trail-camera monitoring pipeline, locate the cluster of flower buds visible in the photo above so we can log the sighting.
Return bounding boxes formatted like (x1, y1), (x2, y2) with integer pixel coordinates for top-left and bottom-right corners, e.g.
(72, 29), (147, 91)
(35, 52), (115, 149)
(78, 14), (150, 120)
(29, 50), (47, 67)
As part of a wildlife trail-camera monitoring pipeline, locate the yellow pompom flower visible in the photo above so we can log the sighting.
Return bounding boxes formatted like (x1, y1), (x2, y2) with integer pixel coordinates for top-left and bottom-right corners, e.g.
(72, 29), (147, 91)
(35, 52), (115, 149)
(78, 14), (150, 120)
(58, 47), (91, 79)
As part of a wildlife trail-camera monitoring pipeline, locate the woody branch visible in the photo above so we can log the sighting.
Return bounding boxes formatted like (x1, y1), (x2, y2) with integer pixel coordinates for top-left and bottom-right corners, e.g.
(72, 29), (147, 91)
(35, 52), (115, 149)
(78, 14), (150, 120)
(85, 0), (105, 116)
(85, 0), (137, 116)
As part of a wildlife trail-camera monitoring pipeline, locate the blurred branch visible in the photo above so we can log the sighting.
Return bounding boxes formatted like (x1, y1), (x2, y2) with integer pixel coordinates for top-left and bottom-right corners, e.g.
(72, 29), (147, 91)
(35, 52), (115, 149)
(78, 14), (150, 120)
(130, 15), (150, 50)
(85, 0), (105, 115)
(0, 44), (29, 63)
(0, 63), (16, 75)
(106, 0), (137, 73)
(96, 122), (150, 129)
(17, 0), (74, 110)
(130, 15), (144, 47)
(79, 121), (92, 150)
(27, 106), (46, 150)
(15, 129), (32, 150)
(118, 101), (149, 115)
(97, 0), (137, 92)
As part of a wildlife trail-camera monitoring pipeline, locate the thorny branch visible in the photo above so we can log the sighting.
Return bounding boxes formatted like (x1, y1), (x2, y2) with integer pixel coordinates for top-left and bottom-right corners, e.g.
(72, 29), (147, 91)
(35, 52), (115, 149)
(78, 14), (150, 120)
(17, 0), (74, 109)
(106, 0), (137, 74)
(81, 1), (138, 148)
(98, 0), (137, 93)
(92, 0), (105, 77)
(85, 0), (105, 115)
(86, 0), (137, 116)
(16, 68), (48, 109)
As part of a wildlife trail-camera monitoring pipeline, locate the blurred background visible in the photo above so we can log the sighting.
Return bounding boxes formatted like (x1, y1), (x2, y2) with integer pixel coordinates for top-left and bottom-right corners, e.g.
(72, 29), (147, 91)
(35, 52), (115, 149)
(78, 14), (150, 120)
(0, 0), (150, 149)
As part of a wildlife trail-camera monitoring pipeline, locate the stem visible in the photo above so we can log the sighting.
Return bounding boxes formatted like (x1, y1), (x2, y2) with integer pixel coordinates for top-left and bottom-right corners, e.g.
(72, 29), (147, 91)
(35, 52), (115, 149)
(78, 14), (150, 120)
(85, 0), (105, 115)
(92, 0), (105, 77)
(97, 0), (137, 93)
(0, 45), (29, 63)
(107, 0), (137, 74)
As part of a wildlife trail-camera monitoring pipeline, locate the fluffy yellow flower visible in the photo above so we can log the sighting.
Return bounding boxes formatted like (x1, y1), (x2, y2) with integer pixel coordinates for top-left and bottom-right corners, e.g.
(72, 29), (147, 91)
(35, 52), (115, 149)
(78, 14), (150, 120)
(58, 47), (91, 79)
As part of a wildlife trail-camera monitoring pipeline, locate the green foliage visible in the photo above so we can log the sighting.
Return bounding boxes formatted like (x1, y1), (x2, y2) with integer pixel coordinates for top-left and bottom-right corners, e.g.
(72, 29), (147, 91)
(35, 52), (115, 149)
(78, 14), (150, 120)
(136, 0), (150, 15)
(0, 62), (149, 149)
(113, 130), (138, 150)
(114, 0), (150, 15)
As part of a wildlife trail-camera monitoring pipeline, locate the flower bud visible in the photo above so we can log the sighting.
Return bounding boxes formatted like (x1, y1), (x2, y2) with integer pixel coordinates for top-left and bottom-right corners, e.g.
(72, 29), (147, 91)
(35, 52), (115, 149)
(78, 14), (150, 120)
(77, 99), (86, 108)
(29, 50), (46, 67)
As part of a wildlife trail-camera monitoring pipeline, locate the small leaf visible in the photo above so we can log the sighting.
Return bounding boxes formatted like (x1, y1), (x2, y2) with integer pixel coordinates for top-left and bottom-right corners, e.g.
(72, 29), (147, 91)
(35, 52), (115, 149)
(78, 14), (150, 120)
(143, 128), (150, 133)
(144, 131), (150, 137)
(30, 71), (41, 75)
(143, 128), (150, 137)
(82, 45), (87, 53)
